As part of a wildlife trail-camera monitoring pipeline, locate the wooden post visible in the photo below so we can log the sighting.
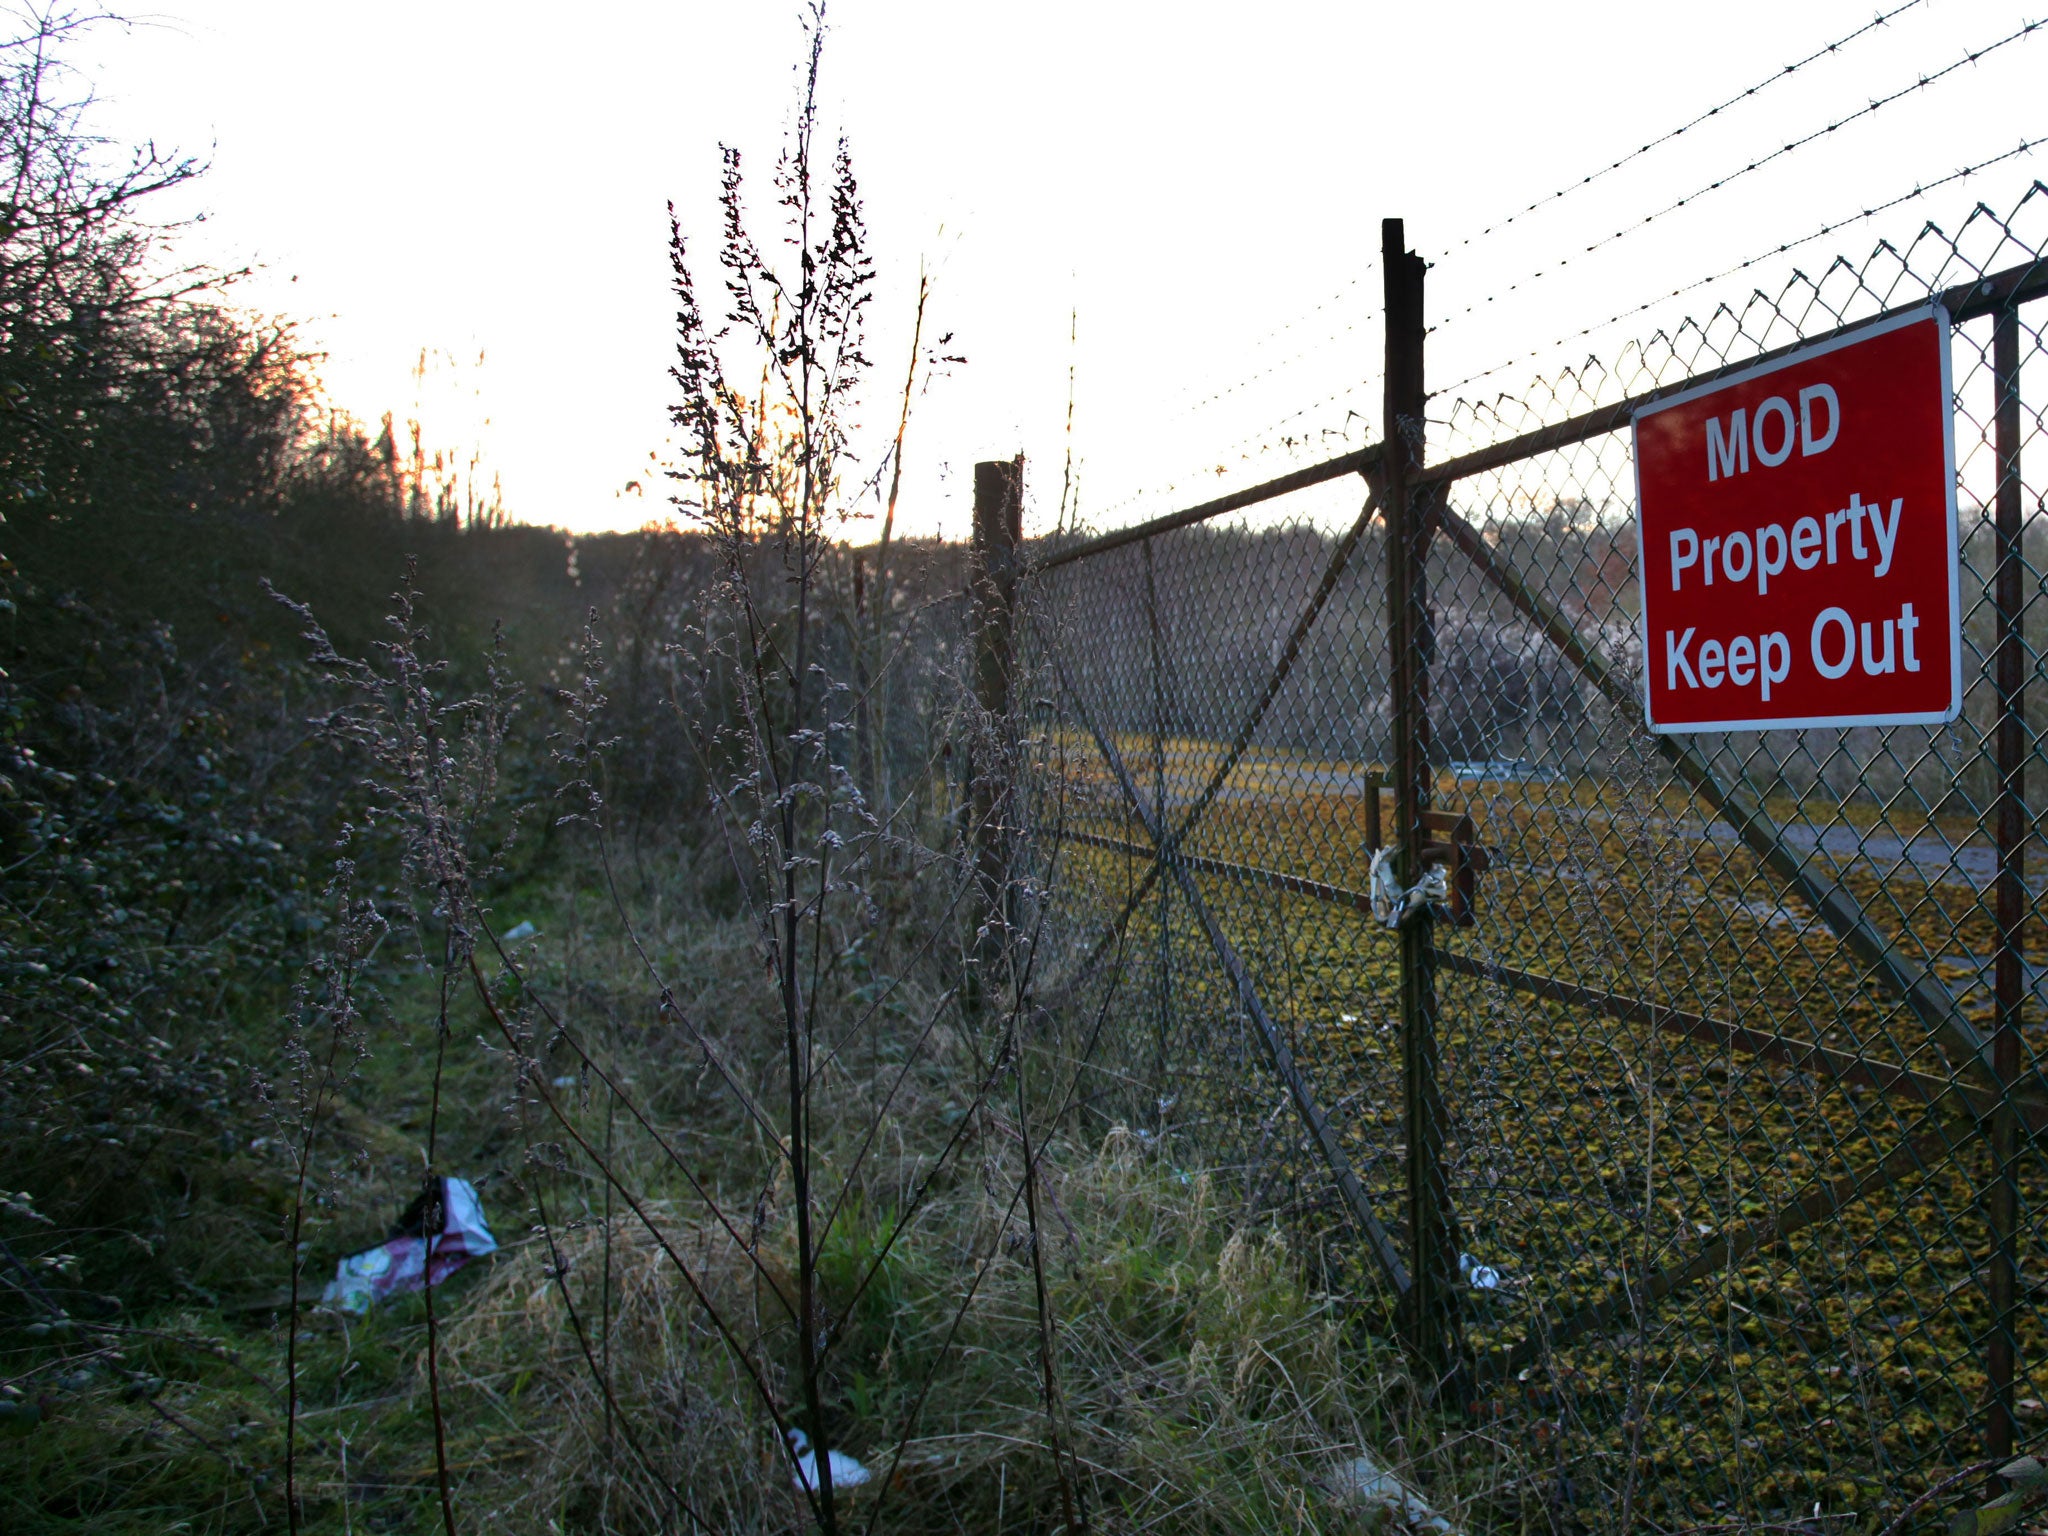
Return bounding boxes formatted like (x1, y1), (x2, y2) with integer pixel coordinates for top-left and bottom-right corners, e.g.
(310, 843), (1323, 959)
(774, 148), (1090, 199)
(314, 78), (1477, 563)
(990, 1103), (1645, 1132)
(1383, 217), (1464, 1394)
(970, 456), (1024, 1005)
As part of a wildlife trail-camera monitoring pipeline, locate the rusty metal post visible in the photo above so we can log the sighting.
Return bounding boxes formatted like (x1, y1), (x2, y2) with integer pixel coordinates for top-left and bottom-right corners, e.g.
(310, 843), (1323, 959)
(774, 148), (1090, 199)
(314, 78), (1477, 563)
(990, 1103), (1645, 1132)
(970, 456), (1024, 1008)
(1384, 217), (1463, 1390)
(1988, 306), (2025, 1459)
(1145, 537), (1173, 1102)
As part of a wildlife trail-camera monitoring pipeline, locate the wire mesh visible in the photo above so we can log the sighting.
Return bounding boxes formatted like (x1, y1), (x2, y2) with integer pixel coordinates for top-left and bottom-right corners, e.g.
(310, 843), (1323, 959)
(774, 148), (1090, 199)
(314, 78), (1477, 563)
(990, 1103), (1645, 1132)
(1019, 186), (2048, 1530)
(1024, 507), (1394, 1213)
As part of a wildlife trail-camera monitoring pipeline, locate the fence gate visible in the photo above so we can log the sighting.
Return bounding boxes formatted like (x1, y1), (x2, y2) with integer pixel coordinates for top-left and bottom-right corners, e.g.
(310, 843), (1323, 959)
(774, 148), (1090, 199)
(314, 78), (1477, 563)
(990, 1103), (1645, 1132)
(1017, 206), (2048, 1530)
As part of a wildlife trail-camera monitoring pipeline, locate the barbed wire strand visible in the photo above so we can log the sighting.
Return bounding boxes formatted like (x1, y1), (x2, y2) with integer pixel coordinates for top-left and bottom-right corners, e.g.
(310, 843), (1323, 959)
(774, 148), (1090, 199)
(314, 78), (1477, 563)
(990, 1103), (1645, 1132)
(1433, 137), (2047, 404)
(1093, 144), (2047, 528)
(1087, 378), (1378, 529)
(1087, 17), (2044, 534)
(1441, 13), (2046, 330)
(1176, 316), (1367, 417)
(1206, 1), (1929, 408)
(1437, 0), (1926, 261)
(1156, 276), (1374, 421)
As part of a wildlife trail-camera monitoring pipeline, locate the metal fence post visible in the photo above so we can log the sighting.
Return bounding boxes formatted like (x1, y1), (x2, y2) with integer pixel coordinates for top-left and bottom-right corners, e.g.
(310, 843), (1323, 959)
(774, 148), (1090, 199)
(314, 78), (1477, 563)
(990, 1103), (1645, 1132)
(1988, 307), (2025, 1459)
(1144, 537), (1173, 1104)
(1383, 217), (1463, 1390)
(971, 456), (1024, 1007)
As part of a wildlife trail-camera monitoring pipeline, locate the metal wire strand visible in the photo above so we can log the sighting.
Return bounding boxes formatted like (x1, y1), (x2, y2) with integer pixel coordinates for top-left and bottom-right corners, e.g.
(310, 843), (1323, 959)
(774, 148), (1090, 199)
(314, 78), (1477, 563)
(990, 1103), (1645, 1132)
(1437, 0), (1928, 261)
(1442, 14), (2048, 330)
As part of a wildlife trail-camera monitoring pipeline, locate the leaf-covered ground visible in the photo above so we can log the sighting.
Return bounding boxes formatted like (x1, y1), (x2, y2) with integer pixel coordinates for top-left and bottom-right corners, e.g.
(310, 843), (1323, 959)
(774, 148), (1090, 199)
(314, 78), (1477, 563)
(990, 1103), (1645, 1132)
(1052, 741), (2046, 1531)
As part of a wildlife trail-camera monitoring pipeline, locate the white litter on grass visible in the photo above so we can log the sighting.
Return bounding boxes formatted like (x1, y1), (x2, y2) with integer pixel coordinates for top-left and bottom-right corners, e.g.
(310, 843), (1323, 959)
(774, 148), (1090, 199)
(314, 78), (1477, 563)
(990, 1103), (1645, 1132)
(502, 921), (538, 942)
(321, 1177), (498, 1314)
(785, 1428), (870, 1493)
(1459, 1251), (1503, 1290)
(1324, 1450), (1458, 1532)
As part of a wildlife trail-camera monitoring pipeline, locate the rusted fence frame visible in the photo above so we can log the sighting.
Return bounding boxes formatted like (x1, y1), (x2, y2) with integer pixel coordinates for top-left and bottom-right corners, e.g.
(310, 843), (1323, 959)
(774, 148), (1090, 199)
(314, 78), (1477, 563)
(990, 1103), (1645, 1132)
(1025, 262), (2043, 581)
(1061, 827), (2045, 1128)
(1987, 300), (2028, 1457)
(1066, 796), (1986, 1375)
(1020, 242), (2048, 1450)
(1431, 500), (2005, 1098)
(1035, 619), (1413, 1294)
(1038, 260), (2047, 1080)
(1384, 218), (1464, 1388)
(1029, 444), (1383, 575)
(1412, 260), (2048, 494)
(1422, 261), (2046, 1442)
(1064, 829), (1379, 914)
(1061, 489), (1384, 983)
(1435, 954), (2048, 1132)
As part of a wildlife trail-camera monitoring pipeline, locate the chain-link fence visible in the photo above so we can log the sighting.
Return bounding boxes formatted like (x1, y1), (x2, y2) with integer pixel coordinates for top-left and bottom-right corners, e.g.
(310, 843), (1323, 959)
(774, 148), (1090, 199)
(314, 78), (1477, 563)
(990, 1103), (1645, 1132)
(1011, 190), (2048, 1529)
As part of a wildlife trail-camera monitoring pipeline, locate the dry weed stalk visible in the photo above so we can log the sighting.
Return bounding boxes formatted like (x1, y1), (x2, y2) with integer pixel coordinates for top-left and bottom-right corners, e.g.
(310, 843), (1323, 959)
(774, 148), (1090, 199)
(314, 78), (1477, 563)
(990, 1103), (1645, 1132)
(264, 841), (382, 1534)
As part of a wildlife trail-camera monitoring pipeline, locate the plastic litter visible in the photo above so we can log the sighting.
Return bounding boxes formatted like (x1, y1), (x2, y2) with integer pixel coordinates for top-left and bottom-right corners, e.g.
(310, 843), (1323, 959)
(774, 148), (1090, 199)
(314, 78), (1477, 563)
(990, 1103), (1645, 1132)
(1323, 1450), (1457, 1532)
(1458, 1251), (1503, 1290)
(1369, 847), (1450, 929)
(502, 920), (538, 942)
(320, 1177), (498, 1315)
(785, 1427), (871, 1493)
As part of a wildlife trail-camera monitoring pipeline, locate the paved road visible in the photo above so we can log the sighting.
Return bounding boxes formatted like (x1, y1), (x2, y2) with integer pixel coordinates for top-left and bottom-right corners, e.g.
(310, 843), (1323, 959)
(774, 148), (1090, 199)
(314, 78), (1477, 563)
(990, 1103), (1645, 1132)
(1099, 758), (2030, 893)
(1695, 818), (2020, 891)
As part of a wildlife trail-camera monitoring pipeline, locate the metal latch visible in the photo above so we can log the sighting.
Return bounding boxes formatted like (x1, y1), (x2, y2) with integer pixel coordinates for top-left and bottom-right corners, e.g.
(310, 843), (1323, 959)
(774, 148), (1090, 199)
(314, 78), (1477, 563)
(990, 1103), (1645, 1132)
(1418, 809), (1489, 928)
(1366, 785), (1490, 928)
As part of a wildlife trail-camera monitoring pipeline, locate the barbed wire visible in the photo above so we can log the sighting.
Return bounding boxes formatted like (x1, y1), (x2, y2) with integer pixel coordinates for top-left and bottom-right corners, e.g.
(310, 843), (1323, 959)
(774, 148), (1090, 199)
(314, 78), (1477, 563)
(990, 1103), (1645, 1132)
(1153, 276), (1374, 423)
(1440, 13), (2046, 331)
(1173, 310), (1370, 418)
(1084, 379), (1376, 531)
(1160, 2), (1934, 420)
(1092, 154), (2046, 527)
(1431, 138), (2047, 405)
(1083, 12), (2046, 536)
(1436, 0), (1926, 261)
(1091, 151), (2048, 529)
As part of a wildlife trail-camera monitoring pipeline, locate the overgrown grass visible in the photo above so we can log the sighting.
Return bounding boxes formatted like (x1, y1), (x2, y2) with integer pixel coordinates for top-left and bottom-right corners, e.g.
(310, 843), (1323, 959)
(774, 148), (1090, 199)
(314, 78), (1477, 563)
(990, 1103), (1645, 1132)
(4, 812), (1432, 1534)
(428, 1133), (1410, 1533)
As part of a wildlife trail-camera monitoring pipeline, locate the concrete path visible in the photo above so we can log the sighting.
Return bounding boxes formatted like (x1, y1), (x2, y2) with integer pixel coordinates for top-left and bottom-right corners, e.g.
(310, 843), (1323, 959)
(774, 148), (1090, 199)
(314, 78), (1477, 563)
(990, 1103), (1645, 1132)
(1095, 756), (2029, 892)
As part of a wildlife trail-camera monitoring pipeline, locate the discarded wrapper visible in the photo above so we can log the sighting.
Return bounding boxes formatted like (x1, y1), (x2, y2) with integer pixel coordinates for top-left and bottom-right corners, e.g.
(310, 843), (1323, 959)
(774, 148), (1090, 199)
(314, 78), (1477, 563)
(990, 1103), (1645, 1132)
(1324, 1450), (1458, 1533)
(321, 1176), (498, 1314)
(1458, 1251), (1503, 1291)
(786, 1427), (872, 1493)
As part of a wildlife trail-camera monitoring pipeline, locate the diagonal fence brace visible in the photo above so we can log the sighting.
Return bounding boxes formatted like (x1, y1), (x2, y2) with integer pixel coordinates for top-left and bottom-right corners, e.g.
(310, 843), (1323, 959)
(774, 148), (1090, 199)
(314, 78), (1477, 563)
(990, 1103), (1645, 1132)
(1435, 952), (2048, 1133)
(1061, 485), (1384, 983)
(1037, 623), (1412, 1295)
(1493, 1113), (1966, 1372)
(1060, 828), (2048, 1129)
(1432, 501), (2005, 1098)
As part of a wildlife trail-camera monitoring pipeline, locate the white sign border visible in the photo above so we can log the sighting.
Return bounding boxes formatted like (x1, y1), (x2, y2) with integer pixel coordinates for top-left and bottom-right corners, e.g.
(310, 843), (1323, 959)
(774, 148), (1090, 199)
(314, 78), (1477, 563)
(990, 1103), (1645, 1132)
(1631, 303), (1961, 735)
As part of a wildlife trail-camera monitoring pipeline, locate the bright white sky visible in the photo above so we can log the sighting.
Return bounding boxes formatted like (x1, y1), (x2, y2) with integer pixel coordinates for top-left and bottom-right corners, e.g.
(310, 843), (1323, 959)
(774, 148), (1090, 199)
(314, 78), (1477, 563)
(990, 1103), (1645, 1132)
(70, 0), (2048, 539)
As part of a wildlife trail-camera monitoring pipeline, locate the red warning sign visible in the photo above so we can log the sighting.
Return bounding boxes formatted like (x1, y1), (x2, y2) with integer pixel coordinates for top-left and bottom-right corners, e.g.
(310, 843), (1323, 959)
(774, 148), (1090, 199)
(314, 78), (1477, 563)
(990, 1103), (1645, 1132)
(1633, 307), (1960, 732)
